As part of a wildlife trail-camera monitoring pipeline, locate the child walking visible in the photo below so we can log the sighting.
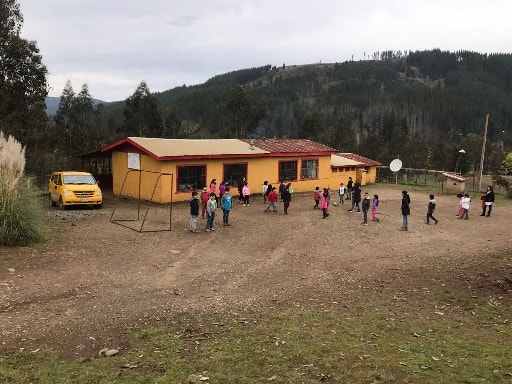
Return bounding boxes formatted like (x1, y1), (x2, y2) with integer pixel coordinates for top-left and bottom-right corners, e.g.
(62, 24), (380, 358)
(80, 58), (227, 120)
(313, 186), (320, 209)
(264, 187), (278, 212)
(206, 192), (217, 232)
(371, 194), (379, 222)
(426, 194), (439, 224)
(262, 181), (269, 203)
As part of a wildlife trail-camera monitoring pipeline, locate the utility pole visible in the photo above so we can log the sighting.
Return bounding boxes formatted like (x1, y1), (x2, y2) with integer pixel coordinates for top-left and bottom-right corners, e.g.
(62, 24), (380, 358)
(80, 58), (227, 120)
(478, 114), (490, 191)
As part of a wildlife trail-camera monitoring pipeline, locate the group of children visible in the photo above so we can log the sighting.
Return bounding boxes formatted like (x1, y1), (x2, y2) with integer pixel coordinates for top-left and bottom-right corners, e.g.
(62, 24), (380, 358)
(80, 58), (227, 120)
(189, 178), (496, 233)
(313, 185), (380, 225)
(188, 184), (235, 233)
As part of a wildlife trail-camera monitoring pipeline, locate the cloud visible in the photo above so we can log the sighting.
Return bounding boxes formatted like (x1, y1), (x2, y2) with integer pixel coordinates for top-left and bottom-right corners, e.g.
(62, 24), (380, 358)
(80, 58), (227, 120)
(19, 0), (512, 101)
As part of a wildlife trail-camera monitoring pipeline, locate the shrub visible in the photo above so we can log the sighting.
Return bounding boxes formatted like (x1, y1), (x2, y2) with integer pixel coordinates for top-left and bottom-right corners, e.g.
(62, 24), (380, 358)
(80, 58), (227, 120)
(0, 132), (45, 245)
(492, 174), (512, 198)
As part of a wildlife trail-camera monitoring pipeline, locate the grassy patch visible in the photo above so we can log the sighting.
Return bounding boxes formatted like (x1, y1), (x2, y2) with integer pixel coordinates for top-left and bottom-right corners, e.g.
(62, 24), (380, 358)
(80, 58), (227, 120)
(1, 289), (511, 384)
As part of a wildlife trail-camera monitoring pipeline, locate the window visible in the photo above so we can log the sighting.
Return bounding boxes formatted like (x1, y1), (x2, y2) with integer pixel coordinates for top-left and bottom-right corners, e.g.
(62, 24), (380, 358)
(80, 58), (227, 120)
(224, 163), (247, 187)
(301, 159), (318, 179)
(89, 158), (111, 175)
(177, 165), (206, 192)
(279, 161), (297, 182)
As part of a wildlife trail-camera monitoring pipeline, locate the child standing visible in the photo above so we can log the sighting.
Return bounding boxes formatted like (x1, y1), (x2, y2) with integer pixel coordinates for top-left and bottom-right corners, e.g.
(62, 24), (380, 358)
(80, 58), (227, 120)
(200, 187), (209, 219)
(371, 194), (379, 222)
(189, 191), (199, 233)
(206, 192), (217, 232)
(426, 194), (439, 224)
(460, 193), (471, 219)
(361, 192), (370, 225)
(338, 183), (346, 205)
(221, 187), (233, 226)
(242, 182), (250, 206)
(400, 190), (411, 231)
(321, 188), (330, 218)
(313, 186), (320, 209)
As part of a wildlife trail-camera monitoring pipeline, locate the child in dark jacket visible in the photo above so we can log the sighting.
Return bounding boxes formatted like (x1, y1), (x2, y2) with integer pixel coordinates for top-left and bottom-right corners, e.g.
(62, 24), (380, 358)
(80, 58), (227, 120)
(189, 191), (200, 232)
(361, 192), (370, 225)
(426, 194), (438, 224)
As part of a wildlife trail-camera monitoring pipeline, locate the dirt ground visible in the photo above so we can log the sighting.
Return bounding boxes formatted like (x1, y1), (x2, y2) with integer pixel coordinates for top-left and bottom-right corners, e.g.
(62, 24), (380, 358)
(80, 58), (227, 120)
(1, 185), (511, 358)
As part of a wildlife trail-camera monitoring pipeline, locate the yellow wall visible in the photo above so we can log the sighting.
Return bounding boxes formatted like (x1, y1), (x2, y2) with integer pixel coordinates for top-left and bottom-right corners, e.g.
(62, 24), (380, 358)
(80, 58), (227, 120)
(112, 152), (170, 202)
(112, 151), (378, 203)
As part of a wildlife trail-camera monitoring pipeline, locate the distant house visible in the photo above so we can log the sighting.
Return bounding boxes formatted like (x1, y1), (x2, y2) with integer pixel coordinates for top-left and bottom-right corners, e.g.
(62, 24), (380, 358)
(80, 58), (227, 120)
(333, 153), (382, 186)
(95, 137), (380, 203)
(442, 172), (467, 194)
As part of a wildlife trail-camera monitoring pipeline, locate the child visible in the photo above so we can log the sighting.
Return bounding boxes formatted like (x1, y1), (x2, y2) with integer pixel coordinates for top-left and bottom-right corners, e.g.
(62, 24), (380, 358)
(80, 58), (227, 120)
(313, 186), (320, 209)
(426, 194), (439, 224)
(221, 187), (233, 226)
(371, 194), (379, 222)
(460, 193), (471, 220)
(189, 191), (199, 233)
(321, 188), (330, 218)
(264, 187), (278, 212)
(200, 187), (209, 219)
(219, 181), (226, 200)
(361, 192), (370, 225)
(242, 182), (250, 206)
(456, 193), (464, 217)
(206, 192), (217, 232)
(262, 181), (269, 203)
(282, 183), (292, 214)
(338, 183), (346, 205)
(400, 190), (411, 231)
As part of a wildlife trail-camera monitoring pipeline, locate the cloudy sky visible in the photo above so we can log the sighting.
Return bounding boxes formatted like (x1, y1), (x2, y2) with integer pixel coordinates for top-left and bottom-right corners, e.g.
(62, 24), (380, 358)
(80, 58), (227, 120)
(20, 0), (512, 102)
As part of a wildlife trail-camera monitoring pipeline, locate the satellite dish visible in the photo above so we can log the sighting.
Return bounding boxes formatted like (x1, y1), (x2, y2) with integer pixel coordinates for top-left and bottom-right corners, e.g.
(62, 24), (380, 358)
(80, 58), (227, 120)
(390, 159), (402, 173)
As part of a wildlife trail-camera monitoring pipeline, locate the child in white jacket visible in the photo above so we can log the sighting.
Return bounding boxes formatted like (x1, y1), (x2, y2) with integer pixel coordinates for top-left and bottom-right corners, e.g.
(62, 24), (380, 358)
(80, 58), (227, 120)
(460, 194), (471, 220)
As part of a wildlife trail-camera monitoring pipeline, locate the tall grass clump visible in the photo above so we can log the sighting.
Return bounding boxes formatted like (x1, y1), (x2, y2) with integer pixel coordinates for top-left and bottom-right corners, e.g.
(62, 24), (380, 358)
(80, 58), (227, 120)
(0, 131), (45, 245)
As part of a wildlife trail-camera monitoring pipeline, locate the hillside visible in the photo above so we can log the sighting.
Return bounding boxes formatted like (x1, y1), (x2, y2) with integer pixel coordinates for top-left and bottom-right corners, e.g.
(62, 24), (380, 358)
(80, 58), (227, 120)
(101, 50), (511, 174)
(40, 50), (512, 178)
(45, 97), (108, 116)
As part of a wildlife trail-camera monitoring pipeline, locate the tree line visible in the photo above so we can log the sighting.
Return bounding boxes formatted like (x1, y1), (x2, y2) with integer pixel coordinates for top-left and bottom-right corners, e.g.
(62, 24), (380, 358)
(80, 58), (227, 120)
(1, 0), (511, 187)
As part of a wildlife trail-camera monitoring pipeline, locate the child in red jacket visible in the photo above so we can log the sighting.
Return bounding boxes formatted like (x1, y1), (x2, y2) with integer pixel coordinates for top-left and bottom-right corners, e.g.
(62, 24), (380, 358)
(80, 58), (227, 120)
(200, 187), (209, 219)
(264, 187), (278, 212)
(313, 186), (320, 209)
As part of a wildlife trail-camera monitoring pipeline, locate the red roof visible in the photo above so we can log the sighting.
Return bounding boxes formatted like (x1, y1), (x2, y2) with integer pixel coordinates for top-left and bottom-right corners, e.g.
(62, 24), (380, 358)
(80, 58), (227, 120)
(337, 153), (381, 166)
(242, 139), (336, 154)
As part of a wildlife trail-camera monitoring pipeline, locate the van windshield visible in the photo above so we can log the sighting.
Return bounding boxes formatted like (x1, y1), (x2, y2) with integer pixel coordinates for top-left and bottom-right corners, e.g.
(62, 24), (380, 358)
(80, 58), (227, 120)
(63, 175), (96, 185)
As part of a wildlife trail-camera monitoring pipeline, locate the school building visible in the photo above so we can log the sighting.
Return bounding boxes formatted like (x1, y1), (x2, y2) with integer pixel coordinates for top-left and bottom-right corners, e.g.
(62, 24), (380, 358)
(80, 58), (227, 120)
(91, 137), (381, 203)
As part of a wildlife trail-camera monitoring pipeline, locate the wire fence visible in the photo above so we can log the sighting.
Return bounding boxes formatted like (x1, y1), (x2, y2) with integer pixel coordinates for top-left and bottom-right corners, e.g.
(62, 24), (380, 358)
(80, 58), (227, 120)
(376, 167), (510, 197)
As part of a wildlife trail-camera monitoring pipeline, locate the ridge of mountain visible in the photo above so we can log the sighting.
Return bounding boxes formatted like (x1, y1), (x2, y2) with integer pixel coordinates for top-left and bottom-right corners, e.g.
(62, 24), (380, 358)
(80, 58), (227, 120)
(45, 97), (108, 116)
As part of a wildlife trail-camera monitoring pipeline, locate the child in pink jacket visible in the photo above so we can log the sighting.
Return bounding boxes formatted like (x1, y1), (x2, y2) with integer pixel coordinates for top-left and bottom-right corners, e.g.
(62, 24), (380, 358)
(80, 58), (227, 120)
(321, 188), (330, 218)
(242, 182), (250, 206)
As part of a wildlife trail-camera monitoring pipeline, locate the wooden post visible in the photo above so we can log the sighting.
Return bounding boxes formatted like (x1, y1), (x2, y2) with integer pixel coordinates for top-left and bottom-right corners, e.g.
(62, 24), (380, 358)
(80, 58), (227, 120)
(478, 114), (489, 191)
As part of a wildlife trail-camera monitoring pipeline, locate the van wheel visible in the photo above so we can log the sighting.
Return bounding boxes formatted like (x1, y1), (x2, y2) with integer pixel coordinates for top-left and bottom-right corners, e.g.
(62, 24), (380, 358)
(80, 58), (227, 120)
(58, 196), (67, 210)
(49, 194), (57, 207)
